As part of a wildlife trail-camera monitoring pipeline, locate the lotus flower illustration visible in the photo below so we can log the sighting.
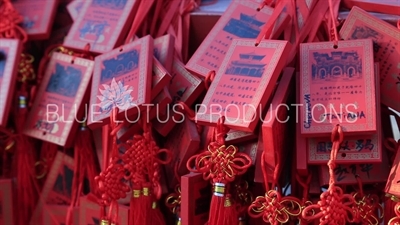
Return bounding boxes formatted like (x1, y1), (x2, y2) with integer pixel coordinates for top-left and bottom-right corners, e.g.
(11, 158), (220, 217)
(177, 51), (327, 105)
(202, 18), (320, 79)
(97, 78), (134, 113)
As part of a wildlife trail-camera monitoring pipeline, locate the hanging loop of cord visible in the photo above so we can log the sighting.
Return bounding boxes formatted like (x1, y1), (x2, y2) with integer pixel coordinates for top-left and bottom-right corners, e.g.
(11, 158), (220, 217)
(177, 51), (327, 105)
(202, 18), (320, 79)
(328, 0), (339, 48)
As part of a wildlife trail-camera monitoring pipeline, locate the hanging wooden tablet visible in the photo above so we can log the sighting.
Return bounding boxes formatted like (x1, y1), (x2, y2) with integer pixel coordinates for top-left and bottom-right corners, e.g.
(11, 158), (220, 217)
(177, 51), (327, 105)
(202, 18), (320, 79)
(185, 0), (290, 78)
(24, 52), (94, 146)
(340, 6), (400, 113)
(63, 0), (137, 54)
(196, 39), (290, 132)
(0, 39), (22, 127)
(88, 35), (153, 128)
(12, 0), (58, 40)
(299, 39), (376, 136)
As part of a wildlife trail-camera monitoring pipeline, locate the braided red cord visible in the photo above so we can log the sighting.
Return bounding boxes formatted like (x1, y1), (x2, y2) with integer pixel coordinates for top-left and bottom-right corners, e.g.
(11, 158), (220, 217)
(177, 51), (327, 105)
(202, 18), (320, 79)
(95, 109), (129, 224)
(351, 176), (383, 224)
(389, 202), (400, 224)
(302, 125), (356, 224)
(0, 0), (27, 42)
(328, 0), (339, 46)
(248, 151), (302, 224)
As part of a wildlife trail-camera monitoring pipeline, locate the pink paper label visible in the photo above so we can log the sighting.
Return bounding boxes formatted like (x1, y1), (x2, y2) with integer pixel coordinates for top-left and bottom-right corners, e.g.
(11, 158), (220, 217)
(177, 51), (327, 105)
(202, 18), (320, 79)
(300, 39), (376, 135)
(64, 0), (136, 53)
(340, 6), (400, 112)
(319, 151), (389, 185)
(308, 134), (381, 164)
(24, 53), (94, 146)
(12, 0), (57, 38)
(0, 39), (21, 126)
(186, 0), (288, 77)
(196, 39), (289, 131)
(89, 36), (152, 127)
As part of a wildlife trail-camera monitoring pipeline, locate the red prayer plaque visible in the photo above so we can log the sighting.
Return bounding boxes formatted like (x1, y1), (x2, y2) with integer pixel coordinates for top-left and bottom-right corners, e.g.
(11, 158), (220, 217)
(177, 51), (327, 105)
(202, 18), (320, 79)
(42, 205), (79, 225)
(185, 0), (289, 78)
(151, 57), (171, 100)
(79, 195), (129, 225)
(318, 150), (389, 186)
(340, 6), (400, 113)
(88, 36), (153, 129)
(30, 151), (75, 225)
(24, 53), (94, 147)
(67, 0), (84, 21)
(63, 0), (137, 54)
(117, 86), (172, 142)
(0, 180), (13, 225)
(238, 140), (258, 166)
(12, 0), (58, 40)
(196, 39), (291, 132)
(342, 0), (400, 15)
(164, 119), (200, 189)
(181, 173), (211, 225)
(385, 144), (400, 197)
(154, 34), (175, 72)
(262, 67), (295, 169)
(153, 57), (204, 137)
(0, 39), (22, 127)
(296, 72), (309, 177)
(299, 39), (376, 136)
(308, 63), (382, 164)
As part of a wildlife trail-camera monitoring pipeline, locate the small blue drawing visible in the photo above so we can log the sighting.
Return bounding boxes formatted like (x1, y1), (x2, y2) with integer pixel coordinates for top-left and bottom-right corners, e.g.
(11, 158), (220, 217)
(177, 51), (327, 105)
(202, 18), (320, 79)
(79, 20), (110, 42)
(223, 13), (265, 38)
(46, 63), (82, 97)
(101, 49), (139, 82)
(91, 0), (127, 10)
(351, 26), (383, 53)
(311, 51), (362, 82)
(22, 18), (35, 29)
(225, 52), (266, 77)
(154, 48), (160, 61)
(0, 50), (5, 78)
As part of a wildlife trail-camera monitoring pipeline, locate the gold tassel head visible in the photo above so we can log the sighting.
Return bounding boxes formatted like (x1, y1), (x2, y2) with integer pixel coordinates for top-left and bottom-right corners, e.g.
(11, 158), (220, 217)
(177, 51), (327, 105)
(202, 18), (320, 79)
(213, 183), (225, 197)
(101, 219), (110, 225)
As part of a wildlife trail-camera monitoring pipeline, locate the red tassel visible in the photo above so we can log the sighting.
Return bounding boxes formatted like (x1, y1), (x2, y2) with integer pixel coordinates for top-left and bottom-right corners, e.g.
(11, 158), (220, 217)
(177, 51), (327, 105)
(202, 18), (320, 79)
(12, 90), (37, 225)
(132, 186), (151, 224)
(149, 200), (166, 225)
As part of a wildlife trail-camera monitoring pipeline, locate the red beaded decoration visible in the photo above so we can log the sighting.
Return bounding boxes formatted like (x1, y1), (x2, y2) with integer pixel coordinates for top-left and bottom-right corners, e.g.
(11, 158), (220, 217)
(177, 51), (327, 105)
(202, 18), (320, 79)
(302, 125), (356, 224)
